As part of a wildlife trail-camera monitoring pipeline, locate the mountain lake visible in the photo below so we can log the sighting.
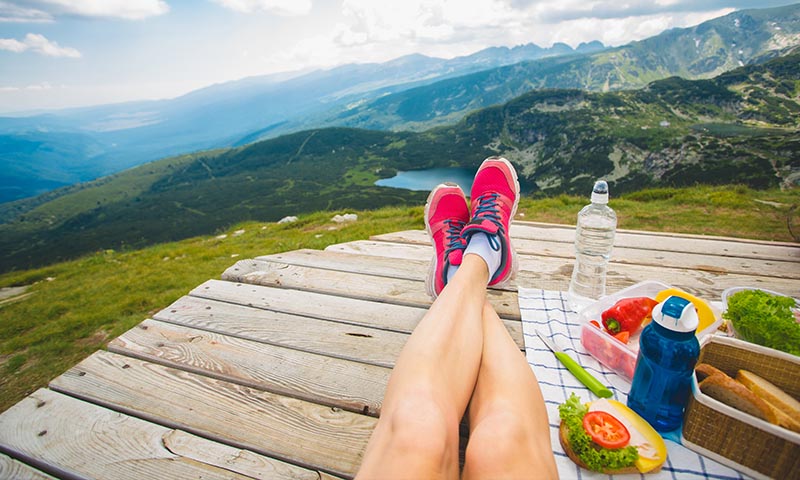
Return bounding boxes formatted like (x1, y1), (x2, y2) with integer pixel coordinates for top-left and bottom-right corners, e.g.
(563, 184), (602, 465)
(375, 167), (476, 192)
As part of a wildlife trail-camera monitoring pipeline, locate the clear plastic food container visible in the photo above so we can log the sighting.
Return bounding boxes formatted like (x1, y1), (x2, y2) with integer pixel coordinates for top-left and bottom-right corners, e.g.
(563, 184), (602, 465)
(578, 281), (723, 381)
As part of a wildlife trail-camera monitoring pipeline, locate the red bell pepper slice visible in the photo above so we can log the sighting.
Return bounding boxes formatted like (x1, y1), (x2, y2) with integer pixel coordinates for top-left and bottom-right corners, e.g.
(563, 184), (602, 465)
(601, 297), (658, 335)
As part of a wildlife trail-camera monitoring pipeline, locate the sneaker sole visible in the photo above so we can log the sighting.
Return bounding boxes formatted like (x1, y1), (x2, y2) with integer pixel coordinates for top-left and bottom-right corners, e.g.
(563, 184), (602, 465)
(482, 157), (520, 290)
(424, 182), (461, 299)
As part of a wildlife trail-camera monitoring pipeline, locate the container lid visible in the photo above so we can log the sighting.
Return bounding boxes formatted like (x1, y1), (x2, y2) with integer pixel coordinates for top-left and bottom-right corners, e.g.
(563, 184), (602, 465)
(591, 180), (609, 204)
(653, 296), (699, 333)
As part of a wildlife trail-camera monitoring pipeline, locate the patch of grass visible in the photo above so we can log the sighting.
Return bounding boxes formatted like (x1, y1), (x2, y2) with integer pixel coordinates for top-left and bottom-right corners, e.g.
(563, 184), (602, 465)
(0, 206), (423, 412)
(518, 184), (799, 241)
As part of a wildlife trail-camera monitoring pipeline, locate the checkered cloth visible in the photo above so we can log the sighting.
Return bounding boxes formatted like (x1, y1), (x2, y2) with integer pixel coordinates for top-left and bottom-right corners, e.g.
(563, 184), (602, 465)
(519, 288), (747, 480)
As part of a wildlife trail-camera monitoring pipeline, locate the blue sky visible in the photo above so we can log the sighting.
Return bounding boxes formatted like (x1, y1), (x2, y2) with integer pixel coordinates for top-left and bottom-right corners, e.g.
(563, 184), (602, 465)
(0, 0), (796, 114)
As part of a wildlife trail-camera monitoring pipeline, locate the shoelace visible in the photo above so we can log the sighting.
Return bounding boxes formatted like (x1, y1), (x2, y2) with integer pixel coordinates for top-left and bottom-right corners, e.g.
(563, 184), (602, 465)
(472, 193), (503, 251)
(443, 218), (467, 255)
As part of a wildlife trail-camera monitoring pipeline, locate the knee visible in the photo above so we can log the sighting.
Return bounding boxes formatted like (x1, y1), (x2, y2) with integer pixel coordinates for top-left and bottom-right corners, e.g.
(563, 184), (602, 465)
(465, 408), (557, 478)
(466, 410), (528, 467)
(385, 395), (458, 461)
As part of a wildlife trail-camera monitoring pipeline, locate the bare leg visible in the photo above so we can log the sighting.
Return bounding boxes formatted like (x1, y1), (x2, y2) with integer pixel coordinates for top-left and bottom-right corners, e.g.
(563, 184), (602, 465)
(462, 301), (558, 479)
(356, 255), (490, 479)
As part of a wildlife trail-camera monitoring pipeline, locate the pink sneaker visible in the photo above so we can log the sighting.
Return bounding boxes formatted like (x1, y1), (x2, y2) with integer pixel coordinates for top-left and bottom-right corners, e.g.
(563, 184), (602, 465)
(425, 183), (470, 298)
(460, 157), (520, 287)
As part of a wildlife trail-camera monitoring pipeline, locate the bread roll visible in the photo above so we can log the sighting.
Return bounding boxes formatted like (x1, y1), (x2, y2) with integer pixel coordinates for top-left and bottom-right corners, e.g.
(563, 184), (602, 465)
(695, 363), (726, 382)
(559, 423), (643, 475)
(736, 370), (800, 432)
(698, 374), (778, 424)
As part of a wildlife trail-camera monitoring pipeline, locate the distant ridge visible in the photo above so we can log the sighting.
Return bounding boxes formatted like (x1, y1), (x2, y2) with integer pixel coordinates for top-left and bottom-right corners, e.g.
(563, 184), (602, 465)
(0, 50), (797, 273)
(2, 3), (799, 203)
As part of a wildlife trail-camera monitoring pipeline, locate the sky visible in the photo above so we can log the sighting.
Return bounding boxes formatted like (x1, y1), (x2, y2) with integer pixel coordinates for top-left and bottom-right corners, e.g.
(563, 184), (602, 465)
(0, 0), (796, 114)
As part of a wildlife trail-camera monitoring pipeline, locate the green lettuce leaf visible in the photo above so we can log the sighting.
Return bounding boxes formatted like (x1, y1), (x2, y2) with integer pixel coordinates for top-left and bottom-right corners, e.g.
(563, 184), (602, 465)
(558, 393), (639, 472)
(724, 290), (800, 356)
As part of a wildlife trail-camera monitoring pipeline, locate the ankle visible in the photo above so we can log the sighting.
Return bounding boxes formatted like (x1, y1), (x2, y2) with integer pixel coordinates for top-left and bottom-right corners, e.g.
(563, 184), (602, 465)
(459, 253), (491, 285)
(463, 232), (502, 281)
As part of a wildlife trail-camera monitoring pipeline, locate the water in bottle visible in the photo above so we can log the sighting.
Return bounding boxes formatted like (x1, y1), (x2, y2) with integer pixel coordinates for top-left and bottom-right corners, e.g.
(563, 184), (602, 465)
(567, 180), (617, 312)
(627, 296), (701, 432)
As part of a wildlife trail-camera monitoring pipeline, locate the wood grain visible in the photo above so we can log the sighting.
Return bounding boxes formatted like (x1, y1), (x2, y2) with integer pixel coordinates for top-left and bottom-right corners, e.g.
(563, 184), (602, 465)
(372, 228), (800, 278)
(222, 254), (524, 337)
(221, 259), (522, 319)
(49, 351), (375, 478)
(109, 319), (389, 415)
(161, 429), (335, 479)
(510, 222), (800, 258)
(0, 388), (291, 480)
(154, 295), (408, 368)
(0, 453), (54, 480)
(358, 234), (800, 298)
(188, 279), (524, 348)
(191, 278), (426, 333)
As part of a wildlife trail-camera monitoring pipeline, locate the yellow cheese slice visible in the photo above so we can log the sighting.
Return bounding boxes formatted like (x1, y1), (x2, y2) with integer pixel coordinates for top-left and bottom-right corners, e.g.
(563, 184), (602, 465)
(589, 399), (668, 473)
(656, 288), (717, 334)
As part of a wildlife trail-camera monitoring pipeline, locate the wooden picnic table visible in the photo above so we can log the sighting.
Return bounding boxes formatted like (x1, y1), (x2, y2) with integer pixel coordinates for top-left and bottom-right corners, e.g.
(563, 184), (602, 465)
(0, 221), (798, 479)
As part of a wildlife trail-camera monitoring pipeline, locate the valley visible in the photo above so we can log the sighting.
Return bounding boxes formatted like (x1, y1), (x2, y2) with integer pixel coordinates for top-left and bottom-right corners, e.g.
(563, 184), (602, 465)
(0, 50), (797, 273)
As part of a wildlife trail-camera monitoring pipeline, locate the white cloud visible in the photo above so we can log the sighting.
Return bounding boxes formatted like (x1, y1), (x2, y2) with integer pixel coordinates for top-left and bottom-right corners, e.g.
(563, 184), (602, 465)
(0, 81), (56, 92)
(213, 0), (312, 16)
(543, 8), (735, 47)
(25, 81), (53, 90)
(19, 0), (169, 20)
(0, 33), (81, 57)
(0, 1), (53, 22)
(335, 0), (517, 46)
(0, 37), (27, 52)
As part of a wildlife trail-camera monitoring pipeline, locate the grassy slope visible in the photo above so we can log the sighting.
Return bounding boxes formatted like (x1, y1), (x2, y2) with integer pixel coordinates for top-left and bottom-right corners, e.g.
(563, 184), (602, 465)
(1, 184), (798, 413)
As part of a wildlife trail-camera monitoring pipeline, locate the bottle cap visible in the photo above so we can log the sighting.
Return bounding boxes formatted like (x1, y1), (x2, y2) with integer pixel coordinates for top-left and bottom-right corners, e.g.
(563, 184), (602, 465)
(652, 296), (699, 333)
(590, 180), (609, 204)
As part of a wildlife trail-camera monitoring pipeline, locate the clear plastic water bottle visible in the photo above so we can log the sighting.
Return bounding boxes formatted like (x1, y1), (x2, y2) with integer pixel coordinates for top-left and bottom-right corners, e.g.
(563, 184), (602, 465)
(567, 180), (617, 312)
(627, 296), (701, 432)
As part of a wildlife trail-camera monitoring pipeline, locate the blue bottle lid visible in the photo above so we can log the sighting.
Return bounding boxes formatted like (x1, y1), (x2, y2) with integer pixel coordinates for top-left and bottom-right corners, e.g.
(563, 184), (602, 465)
(652, 296), (699, 333)
(591, 180), (609, 204)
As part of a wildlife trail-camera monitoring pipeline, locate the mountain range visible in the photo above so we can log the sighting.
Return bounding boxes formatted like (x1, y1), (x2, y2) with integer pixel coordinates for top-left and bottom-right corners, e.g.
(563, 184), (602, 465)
(2, 3), (799, 204)
(0, 40), (604, 204)
(0, 47), (797, 273)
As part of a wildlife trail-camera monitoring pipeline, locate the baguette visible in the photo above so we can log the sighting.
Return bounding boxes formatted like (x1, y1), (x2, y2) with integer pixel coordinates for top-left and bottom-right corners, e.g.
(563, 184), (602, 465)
(736, 370), (800, 433)
(558, 422), (642, 475)
(736, 370), (800, 424)
(698, 374), (778, 424)
(694, 363), (726, 382)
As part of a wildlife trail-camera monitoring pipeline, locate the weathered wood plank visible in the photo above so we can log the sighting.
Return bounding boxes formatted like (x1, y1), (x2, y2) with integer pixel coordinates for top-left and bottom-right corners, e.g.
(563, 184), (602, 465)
(154, 295), (408, 368)
(512, 221), (800, 254)
(330, 239), (800, 299)
(327, 239), (431, 261)
(189, 279), (524, 349)
(256, 248), (430, 282)
(109, 319), (389, 415)
(0, 388), (315, 480)
(0, 453), (54, 480)
(370, 229), (800, 278)
(193, 278), (426, 333)
(49, 351), (375, 479)
(379, 224), (800, 261)
(221, 260), (522, 320)
(162, 429), (342, 480)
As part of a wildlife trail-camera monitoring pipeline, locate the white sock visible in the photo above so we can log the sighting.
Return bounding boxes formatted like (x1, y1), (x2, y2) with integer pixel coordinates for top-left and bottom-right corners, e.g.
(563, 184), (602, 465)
(446, 264), (459, 284)
(464, 232), (502, 279)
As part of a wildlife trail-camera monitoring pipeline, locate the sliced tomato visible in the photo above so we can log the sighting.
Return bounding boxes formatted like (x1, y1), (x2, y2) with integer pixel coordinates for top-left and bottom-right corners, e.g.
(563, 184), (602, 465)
(613, 331), (630, 344)
(582, 411), (630, 449)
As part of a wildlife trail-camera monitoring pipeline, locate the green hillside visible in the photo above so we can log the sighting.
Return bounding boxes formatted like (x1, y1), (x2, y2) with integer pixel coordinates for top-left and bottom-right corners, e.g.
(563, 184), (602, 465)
(1, 51), (798, 273)
(1, 184), (798, 413)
